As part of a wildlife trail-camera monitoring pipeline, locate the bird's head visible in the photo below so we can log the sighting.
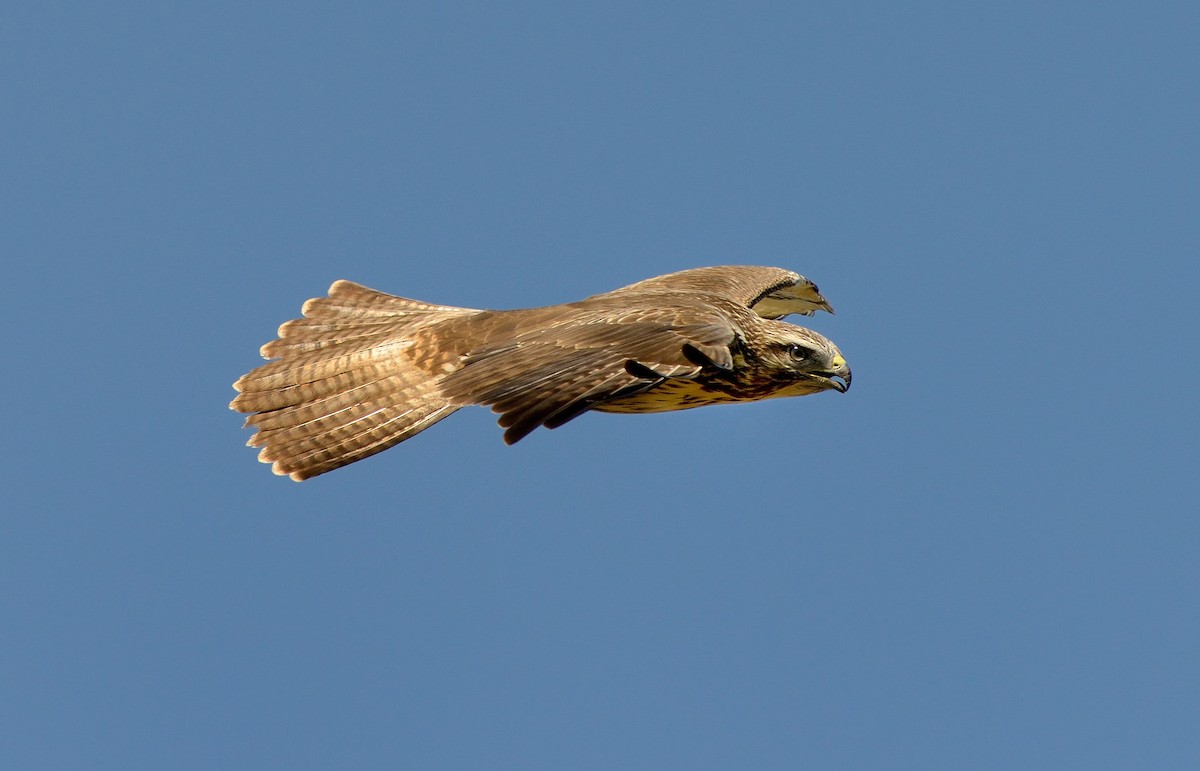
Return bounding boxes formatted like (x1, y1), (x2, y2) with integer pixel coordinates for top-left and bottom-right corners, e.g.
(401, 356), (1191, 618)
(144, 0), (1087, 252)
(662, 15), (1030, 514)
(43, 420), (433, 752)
(755, 322), (852, 395)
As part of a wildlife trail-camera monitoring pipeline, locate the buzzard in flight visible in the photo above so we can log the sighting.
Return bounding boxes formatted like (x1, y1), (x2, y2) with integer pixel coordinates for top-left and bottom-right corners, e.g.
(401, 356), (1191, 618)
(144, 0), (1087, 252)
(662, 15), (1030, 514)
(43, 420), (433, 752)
(231, 266), (851, 480)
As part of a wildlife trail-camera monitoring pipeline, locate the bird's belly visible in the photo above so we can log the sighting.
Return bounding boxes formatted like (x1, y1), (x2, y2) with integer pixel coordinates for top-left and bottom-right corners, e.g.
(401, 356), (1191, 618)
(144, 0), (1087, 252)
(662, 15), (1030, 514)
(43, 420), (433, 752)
(593, 379), (744, 414)
(594, 375), (831, 414)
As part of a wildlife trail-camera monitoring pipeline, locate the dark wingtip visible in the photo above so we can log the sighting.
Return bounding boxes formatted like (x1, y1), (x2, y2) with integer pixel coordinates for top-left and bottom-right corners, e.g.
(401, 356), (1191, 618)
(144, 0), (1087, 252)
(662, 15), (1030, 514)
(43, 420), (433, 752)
(502, 421), (536, 445)
(625, 360), (661, 379)
(681, 342), (732, 371)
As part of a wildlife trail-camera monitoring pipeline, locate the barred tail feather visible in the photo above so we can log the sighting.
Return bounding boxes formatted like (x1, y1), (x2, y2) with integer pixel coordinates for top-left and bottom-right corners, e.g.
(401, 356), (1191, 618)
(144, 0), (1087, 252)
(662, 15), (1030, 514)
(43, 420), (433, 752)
(230, 280), (475, 480)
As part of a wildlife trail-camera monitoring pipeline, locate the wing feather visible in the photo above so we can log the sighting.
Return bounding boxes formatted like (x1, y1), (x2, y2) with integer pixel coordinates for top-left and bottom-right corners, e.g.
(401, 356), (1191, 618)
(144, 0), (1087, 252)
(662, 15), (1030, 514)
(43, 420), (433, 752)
(302, 280), (480, 318)
(596, 265), (833, 318)
(439, 305), (740, 442)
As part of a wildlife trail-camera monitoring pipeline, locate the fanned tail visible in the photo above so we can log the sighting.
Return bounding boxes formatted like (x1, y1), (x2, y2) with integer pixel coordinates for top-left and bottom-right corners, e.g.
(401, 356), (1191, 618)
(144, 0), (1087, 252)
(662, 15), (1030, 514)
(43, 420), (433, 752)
(230, 280), (478, 481)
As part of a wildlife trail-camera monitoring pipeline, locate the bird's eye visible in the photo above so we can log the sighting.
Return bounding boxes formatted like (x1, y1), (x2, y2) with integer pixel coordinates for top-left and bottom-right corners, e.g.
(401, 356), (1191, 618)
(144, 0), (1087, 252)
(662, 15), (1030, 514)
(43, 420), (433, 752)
(788, 345), (812, 361)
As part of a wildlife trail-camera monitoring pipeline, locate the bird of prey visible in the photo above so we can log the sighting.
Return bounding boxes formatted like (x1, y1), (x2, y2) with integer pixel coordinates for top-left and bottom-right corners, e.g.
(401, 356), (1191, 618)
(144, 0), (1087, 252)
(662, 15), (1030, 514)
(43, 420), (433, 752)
(231, 266), (851, 480)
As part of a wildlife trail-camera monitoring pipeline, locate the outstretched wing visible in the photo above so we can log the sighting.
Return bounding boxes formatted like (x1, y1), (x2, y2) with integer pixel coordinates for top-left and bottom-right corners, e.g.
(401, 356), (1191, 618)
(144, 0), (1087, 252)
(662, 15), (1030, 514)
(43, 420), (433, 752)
(601, 265), (834, 318)
(438, 305), (741, 444)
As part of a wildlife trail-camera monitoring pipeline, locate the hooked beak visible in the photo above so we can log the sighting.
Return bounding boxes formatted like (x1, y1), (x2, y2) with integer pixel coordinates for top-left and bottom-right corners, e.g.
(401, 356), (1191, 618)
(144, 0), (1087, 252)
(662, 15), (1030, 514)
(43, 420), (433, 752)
(825, 354), (852, 393)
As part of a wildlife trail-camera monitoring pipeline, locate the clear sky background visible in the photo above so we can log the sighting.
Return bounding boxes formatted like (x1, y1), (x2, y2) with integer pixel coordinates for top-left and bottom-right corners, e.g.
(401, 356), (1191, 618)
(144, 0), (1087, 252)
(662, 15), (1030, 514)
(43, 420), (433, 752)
(4, 2), (1197, 769)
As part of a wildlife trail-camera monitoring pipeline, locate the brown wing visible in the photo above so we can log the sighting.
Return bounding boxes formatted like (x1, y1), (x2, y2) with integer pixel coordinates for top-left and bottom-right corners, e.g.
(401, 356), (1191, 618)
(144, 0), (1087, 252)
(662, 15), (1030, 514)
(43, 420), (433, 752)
(438, 305), (741, 444)
(599, 265), (834, 318)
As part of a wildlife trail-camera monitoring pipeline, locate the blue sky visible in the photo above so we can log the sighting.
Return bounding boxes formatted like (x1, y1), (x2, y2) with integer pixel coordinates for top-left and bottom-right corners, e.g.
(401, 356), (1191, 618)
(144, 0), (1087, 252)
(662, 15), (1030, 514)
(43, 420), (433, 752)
(4, 2), (1197, 768)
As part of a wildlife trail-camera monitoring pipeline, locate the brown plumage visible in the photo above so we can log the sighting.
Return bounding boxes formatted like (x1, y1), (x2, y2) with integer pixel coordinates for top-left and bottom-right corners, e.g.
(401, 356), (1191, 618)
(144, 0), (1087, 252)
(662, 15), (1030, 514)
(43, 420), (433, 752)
(231, 266), (851, 480)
